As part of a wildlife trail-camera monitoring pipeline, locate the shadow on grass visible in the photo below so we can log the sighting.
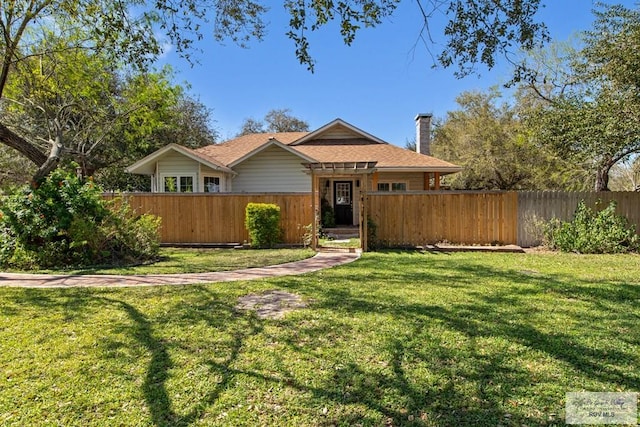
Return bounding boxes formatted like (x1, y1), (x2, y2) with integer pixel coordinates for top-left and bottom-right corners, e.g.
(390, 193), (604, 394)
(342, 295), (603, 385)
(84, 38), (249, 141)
(3, 251), (639, 426)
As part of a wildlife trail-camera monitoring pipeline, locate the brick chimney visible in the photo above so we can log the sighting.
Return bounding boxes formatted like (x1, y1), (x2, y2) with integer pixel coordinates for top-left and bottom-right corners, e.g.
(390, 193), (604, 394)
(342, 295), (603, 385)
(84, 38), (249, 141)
(415, 113), (432, 156)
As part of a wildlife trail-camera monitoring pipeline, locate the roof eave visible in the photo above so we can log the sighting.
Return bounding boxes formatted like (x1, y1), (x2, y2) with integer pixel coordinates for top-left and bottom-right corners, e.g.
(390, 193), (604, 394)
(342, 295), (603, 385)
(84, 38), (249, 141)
(126, 143), (236, 175)
(228, 138), (317, 167)
(291, 118), (388, 145)
(376, 166), (463, 175)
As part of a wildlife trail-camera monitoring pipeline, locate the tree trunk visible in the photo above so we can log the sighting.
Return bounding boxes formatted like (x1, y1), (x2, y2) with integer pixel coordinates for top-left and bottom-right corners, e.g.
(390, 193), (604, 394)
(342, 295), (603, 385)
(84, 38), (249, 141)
(0, 122), (47, 166)
(32, 134), (63, 183)
(594, 164), (612, 192)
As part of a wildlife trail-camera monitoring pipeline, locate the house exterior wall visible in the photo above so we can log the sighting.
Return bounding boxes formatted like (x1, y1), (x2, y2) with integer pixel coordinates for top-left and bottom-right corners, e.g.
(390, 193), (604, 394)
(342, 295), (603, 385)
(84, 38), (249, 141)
(231, 145), (311, 192)
(367, 172), (426, 191)
(155, 152), (233, 192)
(156, 152), (200, 191)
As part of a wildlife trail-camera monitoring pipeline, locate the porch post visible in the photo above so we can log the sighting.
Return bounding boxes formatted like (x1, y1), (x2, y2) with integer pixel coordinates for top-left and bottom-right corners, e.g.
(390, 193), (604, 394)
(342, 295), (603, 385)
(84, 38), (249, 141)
(311, 169), (318, 251)
(361, 173), (368, 252)
(372, 171), (379, 191)
(423, 172), (430, 191)
(434, 172), (441, 190)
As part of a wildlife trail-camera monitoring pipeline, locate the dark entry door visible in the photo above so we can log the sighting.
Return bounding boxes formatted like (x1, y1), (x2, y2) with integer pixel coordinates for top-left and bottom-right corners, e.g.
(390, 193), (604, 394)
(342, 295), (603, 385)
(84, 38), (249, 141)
(333, 181), (353, 225)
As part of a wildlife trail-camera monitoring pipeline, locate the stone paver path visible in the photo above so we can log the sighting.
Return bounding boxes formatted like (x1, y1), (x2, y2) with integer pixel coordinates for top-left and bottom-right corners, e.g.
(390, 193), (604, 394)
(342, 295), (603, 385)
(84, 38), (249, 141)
(0, 250), (360, 288)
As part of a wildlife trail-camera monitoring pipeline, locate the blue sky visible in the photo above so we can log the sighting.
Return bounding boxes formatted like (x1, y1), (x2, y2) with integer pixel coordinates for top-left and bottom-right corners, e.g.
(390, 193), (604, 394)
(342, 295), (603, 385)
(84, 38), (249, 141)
(161, 0), (634, 145)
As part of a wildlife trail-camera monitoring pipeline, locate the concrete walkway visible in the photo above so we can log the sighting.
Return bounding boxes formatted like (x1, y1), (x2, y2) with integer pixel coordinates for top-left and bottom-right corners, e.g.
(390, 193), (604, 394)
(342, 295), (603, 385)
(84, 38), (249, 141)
(0, 250), (361, 289)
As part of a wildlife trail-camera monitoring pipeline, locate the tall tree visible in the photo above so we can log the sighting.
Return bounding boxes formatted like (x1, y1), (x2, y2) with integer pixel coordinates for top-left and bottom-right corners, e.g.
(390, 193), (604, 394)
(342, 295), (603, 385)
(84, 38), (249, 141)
(3, 40), (216, 186)
(1, 0), (550, 181)
(237, 109), (309, 135)
(432, 89), (582, 190)
(519, 4), (640, 191)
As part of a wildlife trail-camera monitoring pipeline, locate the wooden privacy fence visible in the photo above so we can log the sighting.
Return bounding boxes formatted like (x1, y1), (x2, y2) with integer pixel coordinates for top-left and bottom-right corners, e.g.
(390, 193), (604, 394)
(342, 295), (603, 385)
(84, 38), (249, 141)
(517, 191), (640, 247)
(106, 193), (313, 245)
(102, 191), (640, 248)
(366, 192), (519, 247)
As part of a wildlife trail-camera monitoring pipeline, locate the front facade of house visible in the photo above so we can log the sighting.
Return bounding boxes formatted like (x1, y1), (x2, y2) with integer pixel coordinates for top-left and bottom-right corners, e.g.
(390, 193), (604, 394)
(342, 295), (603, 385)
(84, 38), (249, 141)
(127, 115), (462, 226)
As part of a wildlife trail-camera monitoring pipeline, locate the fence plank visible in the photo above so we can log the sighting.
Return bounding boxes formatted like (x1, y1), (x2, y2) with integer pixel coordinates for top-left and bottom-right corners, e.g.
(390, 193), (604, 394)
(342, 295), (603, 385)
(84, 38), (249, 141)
(105, 193), (313, 245)
(99, 191), (640, 247)
(517, 191), (640, 247)
(367, 192), (519, 246)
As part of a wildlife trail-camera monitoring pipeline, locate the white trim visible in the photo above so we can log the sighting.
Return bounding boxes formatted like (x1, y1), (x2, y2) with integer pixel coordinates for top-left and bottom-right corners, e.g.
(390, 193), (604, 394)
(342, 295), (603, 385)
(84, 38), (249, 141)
(201, 173), (225, 193)
(377, 180), (409, 192)
(160, 173), (197, 193)
(291, 118), (388, 145)
(228, 138), (317, 167)
(126, 143), (235, 175)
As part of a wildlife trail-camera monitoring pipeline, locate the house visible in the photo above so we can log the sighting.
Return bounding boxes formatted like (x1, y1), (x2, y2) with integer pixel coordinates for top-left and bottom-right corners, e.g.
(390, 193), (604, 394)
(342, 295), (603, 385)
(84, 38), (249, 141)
(126, 115), (462, 226)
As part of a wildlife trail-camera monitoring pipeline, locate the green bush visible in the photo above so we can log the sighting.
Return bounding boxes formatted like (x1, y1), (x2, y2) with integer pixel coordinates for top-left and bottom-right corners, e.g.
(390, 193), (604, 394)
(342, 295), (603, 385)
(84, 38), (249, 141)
(245, 203), (281, 248)
(366, 216), (378, 250)
(544, 200), (640, 254)
(320, 197), (335, 228)
(0, 169), (161, 269)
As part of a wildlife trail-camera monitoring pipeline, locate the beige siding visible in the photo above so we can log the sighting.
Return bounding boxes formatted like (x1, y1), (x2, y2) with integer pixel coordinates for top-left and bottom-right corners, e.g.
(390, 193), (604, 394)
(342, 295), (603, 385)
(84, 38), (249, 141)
(367, 172), (425, 191)
(314, 124), (362, 139)
(157, 151), (199, 174)
(156, 152), (200, 191)
(232, 145), (311, 192)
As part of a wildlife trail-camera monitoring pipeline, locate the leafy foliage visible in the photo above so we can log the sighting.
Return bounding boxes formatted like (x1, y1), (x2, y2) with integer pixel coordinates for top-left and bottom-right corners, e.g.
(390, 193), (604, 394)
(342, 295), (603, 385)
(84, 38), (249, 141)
(545, 200), (640, 254)
(245, 203), (282, 248)
(285, 0), (548, 74)
(0, 169), (160, 268)
(432, 89), (581, 190)
(237, 108), (309, 136)
(439, 0), (549, 77)
(320, 197), (335, 228)
(517, 4), (640, 191)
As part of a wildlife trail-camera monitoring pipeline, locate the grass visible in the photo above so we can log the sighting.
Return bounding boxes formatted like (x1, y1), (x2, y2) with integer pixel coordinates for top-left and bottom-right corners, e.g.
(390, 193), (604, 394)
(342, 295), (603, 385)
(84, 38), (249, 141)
(11, 247), (315, 275)
(1, 251), (639, 426)
(319, 237), (361, 249)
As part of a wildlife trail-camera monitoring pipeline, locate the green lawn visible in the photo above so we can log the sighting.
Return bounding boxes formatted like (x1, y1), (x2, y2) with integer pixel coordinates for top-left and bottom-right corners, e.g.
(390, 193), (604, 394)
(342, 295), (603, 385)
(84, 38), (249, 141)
(12, 247), (315, 275)
(1, 251), (639, 426)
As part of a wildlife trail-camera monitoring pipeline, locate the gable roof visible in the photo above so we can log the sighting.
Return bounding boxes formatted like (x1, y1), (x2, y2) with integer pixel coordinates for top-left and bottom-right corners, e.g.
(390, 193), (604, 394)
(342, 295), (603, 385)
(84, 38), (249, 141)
(126, 143), (235, 175)
(126, 118), (461, 176)
(194, 132), (308, 165)
(291, 118), (387, 145)
(294, 142), (461, 172)
(227, 137), (317, 167)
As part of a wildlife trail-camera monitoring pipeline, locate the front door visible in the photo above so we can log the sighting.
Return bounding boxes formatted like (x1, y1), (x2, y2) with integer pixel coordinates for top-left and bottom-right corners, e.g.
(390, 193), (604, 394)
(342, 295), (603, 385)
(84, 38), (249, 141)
(333, 181), (353, 225)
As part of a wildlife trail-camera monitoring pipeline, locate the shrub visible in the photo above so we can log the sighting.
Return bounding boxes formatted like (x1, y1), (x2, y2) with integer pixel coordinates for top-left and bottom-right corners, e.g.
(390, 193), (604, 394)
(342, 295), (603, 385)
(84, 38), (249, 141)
(544, 200), (640, 254)
(245, 203), (281, 248)
(366, 216), (378, 250)
(0, 169), (161, 269)
(320, 197), (335, 228)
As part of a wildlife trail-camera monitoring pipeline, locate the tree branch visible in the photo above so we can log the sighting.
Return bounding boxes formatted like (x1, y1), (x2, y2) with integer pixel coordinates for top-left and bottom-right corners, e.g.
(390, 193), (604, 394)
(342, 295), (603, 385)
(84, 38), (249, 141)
(0, 122), (47, 166)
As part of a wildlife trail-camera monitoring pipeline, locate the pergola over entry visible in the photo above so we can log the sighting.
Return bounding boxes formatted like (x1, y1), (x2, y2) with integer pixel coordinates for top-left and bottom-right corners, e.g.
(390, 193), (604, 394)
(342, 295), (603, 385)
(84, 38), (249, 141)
(303, 161), (378, 250)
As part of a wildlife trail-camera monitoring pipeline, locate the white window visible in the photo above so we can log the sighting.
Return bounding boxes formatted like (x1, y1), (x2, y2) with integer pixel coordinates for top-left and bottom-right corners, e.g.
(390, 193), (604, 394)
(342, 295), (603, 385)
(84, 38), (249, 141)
(378, 182), (407, 192)
(162, 175), (194, 192)
(204, 176), (221, 193)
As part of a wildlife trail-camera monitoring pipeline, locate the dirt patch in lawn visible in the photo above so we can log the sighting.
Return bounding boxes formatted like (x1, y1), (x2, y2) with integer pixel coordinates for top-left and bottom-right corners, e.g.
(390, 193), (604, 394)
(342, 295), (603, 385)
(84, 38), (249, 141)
(236, 290), (309, 319)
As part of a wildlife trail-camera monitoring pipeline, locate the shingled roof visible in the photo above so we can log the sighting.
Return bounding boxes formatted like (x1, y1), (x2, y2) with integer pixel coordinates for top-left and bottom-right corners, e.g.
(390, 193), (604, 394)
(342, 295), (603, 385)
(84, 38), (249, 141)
(191, 121), (460, 173)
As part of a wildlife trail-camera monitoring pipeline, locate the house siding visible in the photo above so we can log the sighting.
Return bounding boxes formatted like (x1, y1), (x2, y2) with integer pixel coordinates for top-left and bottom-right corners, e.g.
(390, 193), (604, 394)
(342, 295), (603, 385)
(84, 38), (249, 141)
(367, 172), (426, 191)
(232, 145), (311, 192)
(158, 152), (199, 174)
(314, 124), (361, 139)
(156, 152), (200, 191)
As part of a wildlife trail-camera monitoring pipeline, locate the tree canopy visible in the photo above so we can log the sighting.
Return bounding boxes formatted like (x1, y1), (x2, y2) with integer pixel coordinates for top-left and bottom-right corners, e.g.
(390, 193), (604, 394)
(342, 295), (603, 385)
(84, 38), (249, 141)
(0, 0), (551, 182)
(518, 3), (640, 191)
(432, 89), (583, 190)
(237, 109), (309, 135)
